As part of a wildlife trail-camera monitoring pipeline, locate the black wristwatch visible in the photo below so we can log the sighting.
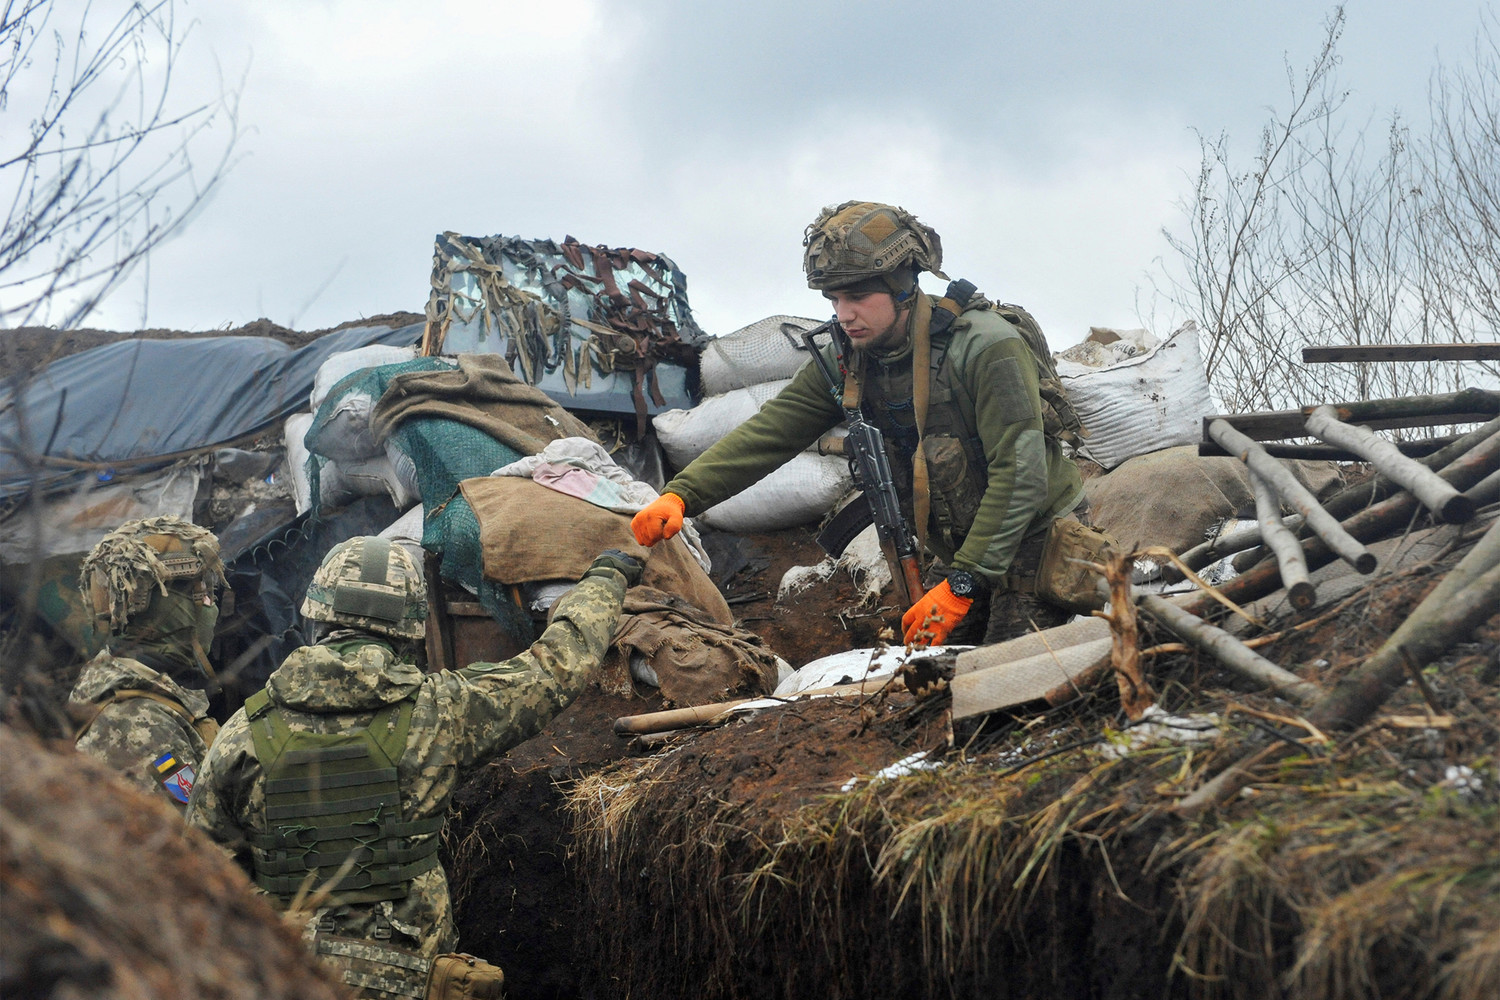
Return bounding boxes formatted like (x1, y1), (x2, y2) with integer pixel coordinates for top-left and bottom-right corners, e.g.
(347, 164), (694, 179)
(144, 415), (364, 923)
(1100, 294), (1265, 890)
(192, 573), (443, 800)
(946, 569), (984, 599)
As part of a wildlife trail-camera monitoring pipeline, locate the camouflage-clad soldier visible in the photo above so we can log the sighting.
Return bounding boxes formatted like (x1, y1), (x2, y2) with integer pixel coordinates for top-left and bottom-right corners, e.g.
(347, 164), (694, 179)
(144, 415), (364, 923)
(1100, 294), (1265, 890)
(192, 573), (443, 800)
(186, 536), (641, 999)
(634, 201), (1097, 646)
(67, 516), (225, 810)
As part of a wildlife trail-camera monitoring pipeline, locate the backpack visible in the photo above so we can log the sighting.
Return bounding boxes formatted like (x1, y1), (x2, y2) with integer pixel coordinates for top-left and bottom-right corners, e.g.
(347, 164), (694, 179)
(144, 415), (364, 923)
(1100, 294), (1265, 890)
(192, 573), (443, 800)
(990, 300), (1090, 447)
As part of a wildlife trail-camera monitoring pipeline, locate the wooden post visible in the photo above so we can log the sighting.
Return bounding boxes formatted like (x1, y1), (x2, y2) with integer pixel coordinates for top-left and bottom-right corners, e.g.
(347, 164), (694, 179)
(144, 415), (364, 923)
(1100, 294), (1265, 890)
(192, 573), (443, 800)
(1208, 419), (1377, 574)
(1138, 593), (1323, 706)
(1305, 405), (1474, 523)
(1249, 470), (1315, 610)
(1183, 428), (1500, 618)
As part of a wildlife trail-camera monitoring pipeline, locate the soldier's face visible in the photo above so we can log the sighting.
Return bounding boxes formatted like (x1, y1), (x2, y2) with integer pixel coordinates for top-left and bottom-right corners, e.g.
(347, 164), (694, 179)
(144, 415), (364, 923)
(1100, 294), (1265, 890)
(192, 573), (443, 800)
(827, 289), (908, 353)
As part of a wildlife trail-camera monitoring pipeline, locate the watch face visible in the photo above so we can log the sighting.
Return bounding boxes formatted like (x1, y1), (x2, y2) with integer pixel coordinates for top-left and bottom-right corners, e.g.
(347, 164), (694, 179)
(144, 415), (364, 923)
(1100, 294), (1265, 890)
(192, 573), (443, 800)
(948, 571), (976, 598)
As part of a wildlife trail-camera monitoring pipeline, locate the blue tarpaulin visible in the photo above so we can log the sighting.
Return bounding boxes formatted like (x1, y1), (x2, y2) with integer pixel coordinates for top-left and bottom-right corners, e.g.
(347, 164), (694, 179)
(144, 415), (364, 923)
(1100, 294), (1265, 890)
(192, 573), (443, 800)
(0, 322), (423, 497)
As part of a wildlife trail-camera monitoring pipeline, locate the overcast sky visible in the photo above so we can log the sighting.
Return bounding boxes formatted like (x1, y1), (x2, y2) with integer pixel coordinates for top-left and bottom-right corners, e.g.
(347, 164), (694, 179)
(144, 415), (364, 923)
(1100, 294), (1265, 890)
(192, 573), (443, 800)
(66, 1), (1498, 347)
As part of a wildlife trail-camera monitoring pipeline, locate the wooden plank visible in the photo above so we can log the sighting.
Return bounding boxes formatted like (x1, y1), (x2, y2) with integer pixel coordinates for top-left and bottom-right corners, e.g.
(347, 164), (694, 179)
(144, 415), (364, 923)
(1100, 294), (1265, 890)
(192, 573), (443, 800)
(1303, 343), (1500, 363)
(951, 638), (1114, 720)
(953, 616), (1111, 675)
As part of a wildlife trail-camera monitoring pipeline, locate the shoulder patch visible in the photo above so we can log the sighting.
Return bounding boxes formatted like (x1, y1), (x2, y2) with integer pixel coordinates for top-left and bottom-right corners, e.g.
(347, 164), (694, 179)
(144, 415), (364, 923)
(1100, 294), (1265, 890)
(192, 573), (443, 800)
(152, 751), (196, 804)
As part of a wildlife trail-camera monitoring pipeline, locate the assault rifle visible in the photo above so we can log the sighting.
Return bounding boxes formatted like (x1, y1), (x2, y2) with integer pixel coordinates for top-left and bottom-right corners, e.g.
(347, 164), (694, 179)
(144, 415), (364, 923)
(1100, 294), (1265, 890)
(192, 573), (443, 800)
(802, 320), (926, 607)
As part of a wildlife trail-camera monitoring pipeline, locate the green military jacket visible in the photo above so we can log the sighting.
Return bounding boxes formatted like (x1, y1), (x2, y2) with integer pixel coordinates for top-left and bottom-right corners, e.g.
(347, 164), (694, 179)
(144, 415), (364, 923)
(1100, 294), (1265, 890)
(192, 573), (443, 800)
(68, 649), (215, 811)
(184, 571), (626, 989)
(666, 294), (1083, 587)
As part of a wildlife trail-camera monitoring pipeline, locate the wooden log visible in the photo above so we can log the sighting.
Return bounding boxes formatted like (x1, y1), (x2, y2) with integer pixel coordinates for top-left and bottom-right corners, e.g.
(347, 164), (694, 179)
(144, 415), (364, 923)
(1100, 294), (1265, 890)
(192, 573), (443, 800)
(1179, 521), (1500, 815)
(1305, 405), (1474, 523)
(612, 675), (904, 735)
(1138, 593), (1323, 706)
(1308, 521), (1500, 732)
(1464, 469), (1500, 508)
(1302, 343), (1500, 363)
(1183, 428), (1500, 618)
(1209, 419), (1377, 574)
(1197, 436), (1456, 461)
(1181, 419), (1500, 578)
(1249, 469), (1315, 610)
(1202, 387), (1500, 442)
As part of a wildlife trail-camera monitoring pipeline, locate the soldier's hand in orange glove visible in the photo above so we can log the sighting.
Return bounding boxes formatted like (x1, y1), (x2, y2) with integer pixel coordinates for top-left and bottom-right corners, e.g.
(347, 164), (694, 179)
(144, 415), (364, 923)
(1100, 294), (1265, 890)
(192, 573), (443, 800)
(901, 578), (973, 647)
(631, 492), (686, 546)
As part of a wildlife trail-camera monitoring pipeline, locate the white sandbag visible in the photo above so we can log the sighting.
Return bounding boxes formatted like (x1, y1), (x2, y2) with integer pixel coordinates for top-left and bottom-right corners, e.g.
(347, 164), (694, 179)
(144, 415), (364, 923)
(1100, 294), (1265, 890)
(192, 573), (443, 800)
(695, 452), (852, 533)
(322, 454), (419, 512)
(378, 503), (427, 570)
(283, 413), (315, 515)
(653, 379), (792, 469)
(313, 390), (382, 463)
(1057, 321), (1214, 471)
(699, 315), (821, 395)
(384, 438), (422, 510)
(310, 344), (419, 411)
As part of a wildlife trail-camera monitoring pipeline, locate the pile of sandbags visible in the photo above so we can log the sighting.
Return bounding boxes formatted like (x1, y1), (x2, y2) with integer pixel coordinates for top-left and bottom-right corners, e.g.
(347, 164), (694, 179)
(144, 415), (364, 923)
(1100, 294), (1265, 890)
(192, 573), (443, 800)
(284, 344), (427, 515)
(655, 315), (853, 533)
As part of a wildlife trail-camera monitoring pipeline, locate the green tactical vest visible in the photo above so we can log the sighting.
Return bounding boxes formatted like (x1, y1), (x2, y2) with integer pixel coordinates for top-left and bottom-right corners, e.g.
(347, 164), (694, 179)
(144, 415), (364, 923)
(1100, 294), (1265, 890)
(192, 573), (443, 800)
(244, 689), (443, 908)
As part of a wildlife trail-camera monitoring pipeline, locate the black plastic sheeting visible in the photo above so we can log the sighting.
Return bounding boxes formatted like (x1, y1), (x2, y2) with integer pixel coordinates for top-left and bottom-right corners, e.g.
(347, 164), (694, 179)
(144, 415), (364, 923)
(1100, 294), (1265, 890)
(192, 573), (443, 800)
(1, 322), (423, 498)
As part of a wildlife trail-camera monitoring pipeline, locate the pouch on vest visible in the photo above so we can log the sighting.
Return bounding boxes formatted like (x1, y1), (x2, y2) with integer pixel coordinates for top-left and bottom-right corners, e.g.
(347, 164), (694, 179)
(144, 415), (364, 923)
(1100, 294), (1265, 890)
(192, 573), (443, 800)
(1035, 517), (1117, 613)
(245, 690), (443, 908)
(316, 934), (432, 999)
(426, 952), (505, 1000)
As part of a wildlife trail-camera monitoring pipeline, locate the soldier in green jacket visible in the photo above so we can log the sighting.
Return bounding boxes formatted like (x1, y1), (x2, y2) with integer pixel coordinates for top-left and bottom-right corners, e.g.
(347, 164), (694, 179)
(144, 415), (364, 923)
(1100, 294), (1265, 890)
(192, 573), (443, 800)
(68, 516), (225, 811)
(634, 201), (1091, 646)
(185, 535), (641, 999)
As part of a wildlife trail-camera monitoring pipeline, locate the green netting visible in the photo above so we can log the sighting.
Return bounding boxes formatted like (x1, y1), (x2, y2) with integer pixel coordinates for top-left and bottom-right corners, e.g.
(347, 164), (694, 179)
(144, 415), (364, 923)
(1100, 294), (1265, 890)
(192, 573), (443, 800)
(388, 417), (530, 643)
(304, 358), (533, 645)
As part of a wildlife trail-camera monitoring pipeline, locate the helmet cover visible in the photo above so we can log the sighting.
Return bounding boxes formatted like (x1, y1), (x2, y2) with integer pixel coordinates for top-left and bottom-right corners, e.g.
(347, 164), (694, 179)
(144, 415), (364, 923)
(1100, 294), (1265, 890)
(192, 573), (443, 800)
(802, 201), (947, 292)
(81, 516), (225, 632)
(301, 536), (428, 641)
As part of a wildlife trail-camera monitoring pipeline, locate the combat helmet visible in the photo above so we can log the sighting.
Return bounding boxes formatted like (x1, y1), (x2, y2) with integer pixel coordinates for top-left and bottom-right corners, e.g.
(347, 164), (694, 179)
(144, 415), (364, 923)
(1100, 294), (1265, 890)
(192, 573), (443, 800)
(803, 201), (948, 296)
(81, 516), (226, 633)
(302, 536), (427, 641)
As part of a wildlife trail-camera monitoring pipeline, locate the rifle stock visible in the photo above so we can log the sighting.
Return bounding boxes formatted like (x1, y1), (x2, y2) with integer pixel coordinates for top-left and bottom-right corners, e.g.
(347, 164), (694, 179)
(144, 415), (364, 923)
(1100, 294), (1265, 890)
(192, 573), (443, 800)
(803, 322), (926, 608)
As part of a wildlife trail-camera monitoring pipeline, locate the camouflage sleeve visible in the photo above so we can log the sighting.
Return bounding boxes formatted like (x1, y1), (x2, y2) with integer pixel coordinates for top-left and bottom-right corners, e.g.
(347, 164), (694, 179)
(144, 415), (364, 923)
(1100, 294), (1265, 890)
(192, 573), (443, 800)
(664, 356), (842, 515)
(75, 700), (204, 812)
(948, 325), (1056, 583)
(184, 710), (259, 870)
(437, 571), (627, 767)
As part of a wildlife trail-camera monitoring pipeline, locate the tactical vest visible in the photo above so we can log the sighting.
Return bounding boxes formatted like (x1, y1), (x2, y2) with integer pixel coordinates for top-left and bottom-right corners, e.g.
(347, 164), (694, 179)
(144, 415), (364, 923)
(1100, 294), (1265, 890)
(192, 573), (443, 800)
(244, 689), (442, 908)
(854, 292), (1086, 554)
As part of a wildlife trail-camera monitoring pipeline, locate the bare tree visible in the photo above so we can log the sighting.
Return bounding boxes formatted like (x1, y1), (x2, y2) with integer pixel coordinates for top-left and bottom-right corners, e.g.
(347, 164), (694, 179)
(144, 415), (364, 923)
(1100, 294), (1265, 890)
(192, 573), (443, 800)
(1156, 5), (1499, 414)
(0, 0), (239, 734)
(1, 0), (239, 331)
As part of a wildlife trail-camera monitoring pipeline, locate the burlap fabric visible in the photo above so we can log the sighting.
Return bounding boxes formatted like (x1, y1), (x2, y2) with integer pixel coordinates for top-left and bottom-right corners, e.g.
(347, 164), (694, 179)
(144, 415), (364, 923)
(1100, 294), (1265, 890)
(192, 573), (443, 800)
(606, 587), (781, 705)
(1083, 445), (1343, 554)
(370, 353), (597, 455)
(458, 476), (731, 624)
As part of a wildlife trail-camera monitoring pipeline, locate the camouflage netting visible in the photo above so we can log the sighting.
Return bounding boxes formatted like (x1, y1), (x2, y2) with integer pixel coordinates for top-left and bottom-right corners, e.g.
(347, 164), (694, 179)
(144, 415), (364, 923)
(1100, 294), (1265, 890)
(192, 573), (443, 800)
(0, 724), (347, 1000)
(304, 357), (530, 643)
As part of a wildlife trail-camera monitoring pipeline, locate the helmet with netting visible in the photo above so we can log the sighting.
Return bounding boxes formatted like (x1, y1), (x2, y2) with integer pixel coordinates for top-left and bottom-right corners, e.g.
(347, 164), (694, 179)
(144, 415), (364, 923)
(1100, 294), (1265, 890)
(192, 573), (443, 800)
(301, 536), (427, 641)
(802, 201), (947, 294)
(80, 516), (226, 632)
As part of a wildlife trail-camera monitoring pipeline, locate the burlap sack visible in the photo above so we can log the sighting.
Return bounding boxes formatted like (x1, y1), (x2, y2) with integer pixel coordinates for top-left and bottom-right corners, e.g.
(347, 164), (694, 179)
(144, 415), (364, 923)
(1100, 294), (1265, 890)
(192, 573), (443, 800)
(458, 476), (731, 625)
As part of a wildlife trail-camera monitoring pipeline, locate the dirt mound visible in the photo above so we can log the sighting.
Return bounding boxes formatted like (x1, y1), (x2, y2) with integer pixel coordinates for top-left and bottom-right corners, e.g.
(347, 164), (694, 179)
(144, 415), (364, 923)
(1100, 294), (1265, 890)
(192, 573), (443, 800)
(0, 724), (347, 1000)
(1, 310), (424, 374)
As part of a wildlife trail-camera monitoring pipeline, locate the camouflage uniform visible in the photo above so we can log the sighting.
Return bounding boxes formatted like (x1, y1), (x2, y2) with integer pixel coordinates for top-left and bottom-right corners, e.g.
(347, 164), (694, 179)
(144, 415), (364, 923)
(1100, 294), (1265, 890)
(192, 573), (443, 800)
(185, 569), (627, 998)
(68, 649), (217, 809)
(68, 515), (225, 809)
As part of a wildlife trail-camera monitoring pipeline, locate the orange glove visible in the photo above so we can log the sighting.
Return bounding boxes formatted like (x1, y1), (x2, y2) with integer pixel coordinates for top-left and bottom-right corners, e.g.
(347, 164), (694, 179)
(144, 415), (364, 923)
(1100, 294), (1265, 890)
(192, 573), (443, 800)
(631, 492), (686, 546)
(901, 579), (973, 647)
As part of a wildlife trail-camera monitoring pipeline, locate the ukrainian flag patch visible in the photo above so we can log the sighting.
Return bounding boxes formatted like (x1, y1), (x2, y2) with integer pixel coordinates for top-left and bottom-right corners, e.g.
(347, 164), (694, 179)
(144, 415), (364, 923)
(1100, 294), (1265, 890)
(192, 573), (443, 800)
(152, 752), (196, 804)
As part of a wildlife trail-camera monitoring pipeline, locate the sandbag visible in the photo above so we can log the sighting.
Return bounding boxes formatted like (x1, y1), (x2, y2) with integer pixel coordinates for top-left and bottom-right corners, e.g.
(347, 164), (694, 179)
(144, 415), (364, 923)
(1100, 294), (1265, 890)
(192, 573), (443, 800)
(1057, 321), (1214, 471)
(653, 379), (792, 470)
(698, 315), (820, 395)
(283, 413), (315, 515)
(695, 452), (853, 533)
(310, 343), (420, 412)
(1083, 445), (1343, 554)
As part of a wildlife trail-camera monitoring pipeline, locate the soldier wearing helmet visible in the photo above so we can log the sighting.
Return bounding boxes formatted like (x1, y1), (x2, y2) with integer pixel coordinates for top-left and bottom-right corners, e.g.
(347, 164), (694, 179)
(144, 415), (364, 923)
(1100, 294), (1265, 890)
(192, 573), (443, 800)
(66, 516), (226, 811)
(186, 536), (642, 998)
(634, 201), (1095, 646)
